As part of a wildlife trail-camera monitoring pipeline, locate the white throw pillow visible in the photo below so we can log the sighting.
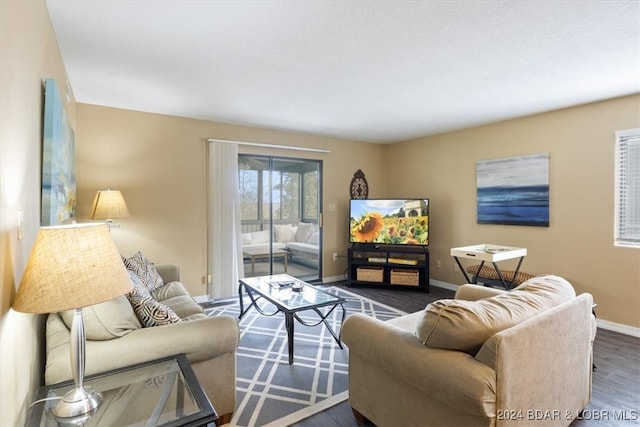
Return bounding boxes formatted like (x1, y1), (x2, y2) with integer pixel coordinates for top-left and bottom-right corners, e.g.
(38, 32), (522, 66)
(274, 225), (296, 242)
(295, 223), (315, 242)
(307, 231), (319, 244)
(252, 230), (270, 244)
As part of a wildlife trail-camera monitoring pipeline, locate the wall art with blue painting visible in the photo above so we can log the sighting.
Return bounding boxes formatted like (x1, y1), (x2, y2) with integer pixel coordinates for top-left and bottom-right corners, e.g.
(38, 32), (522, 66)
(476, 153), (549, 227)
(41, 79), (76, 225)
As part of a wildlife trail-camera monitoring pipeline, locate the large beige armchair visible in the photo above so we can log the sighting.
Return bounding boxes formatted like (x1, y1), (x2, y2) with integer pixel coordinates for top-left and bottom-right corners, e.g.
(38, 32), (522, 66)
(342, 276), (596, 427)
(45, 263), (239, 425)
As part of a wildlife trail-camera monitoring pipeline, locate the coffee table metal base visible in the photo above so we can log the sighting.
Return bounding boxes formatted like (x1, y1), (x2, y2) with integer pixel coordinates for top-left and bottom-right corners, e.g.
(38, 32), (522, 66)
(238, 279), (345, 364)
(283, 305), (344, 364)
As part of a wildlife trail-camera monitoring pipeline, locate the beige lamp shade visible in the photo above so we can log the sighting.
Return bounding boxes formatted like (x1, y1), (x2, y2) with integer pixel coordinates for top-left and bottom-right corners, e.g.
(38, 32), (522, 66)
(90, 190), (130, 220)
(13, 223), (132, 314)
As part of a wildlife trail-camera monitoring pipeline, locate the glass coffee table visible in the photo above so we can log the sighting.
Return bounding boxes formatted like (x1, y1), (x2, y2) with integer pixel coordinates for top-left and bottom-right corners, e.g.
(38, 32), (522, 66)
(238, 274), (346, 364)
(26, 354), (217, 427)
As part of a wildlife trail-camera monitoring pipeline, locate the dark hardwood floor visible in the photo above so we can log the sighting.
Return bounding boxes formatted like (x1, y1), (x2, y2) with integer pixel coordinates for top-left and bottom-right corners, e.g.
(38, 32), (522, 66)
(294, 284), (640, 427)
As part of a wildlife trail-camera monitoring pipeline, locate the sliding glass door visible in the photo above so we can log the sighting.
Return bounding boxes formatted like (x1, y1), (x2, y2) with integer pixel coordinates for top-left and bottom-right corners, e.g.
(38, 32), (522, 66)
(239, 155), (321, 282)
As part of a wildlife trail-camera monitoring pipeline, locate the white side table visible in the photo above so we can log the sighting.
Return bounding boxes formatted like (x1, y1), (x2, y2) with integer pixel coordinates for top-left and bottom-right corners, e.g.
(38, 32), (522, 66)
(450, 244), (527, 290)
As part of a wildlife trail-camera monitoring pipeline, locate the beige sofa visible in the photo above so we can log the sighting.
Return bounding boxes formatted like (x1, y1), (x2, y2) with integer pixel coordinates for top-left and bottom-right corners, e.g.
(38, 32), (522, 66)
(342, 276), (596, 427)
(45, 264), (239, 425)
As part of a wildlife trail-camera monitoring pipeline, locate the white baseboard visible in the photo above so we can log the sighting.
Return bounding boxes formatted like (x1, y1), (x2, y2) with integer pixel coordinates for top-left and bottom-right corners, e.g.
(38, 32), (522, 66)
(322, 275), (346, 284)
(596, 318), (640, 337)
(429, 279), (459, 292)
(193, 294), (209, 303)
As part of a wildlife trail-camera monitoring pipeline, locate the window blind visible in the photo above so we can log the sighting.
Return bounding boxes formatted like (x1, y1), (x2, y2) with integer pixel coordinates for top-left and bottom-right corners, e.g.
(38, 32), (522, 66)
(615, 128), (640, 248)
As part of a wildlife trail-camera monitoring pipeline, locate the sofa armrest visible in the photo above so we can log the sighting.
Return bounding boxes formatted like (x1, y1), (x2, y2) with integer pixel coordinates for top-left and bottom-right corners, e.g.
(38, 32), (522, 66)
(342, 313), (496, 417)
(454, 283), (506, 301)
(476, 293), (594, 421)
(155, 263), (180, 283)
(46, 315), (239, 385)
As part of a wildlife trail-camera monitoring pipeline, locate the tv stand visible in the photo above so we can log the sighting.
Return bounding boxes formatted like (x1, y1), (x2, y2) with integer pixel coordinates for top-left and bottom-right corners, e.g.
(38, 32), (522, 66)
(347, 245), (429, 292)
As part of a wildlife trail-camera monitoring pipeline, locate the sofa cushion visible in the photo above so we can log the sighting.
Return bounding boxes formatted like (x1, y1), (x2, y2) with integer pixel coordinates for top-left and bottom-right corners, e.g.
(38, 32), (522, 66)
(122, 251), (164, 292)
(241, 233), (252, 245)
(161, 295), (205, 318)
(274, 224), (295, 243)
(251, 230), (271, 244)
(60, 295), (142, 341)
(242, 242), (287, 252)
(152, 281), (190, 301)
(286, 241), (319, 255)
(183, 312), (209, 321)
(416, 275), (576, 354)
(126, 272), (182, 327)
(295, 222), (315, 242)
(307, 231), (319, 244)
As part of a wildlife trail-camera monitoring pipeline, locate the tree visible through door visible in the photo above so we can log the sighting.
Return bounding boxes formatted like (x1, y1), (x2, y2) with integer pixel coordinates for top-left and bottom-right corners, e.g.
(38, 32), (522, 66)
(238, 155), (321, 282)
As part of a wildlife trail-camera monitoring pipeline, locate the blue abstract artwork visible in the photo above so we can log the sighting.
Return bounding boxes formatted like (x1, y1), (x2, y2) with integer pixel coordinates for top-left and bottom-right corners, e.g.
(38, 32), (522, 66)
(477, 153), (549, 227)
(42, 79), (76, 225)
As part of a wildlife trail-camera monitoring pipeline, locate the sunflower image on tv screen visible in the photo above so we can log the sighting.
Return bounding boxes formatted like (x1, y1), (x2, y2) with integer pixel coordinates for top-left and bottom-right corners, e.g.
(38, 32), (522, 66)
(349, 199), (429, 245)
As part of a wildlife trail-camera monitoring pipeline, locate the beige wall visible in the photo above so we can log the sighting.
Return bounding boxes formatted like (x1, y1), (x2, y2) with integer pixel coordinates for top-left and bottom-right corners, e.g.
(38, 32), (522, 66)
(0, 1), (76, 425)
(76, 104), (385, 292)
(77, 97), (640, 330)
(383, 95), (640, 328)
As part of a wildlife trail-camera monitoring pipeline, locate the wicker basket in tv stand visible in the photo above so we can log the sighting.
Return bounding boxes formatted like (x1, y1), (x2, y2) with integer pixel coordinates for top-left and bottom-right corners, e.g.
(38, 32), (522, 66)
(347, 245), (429, 292)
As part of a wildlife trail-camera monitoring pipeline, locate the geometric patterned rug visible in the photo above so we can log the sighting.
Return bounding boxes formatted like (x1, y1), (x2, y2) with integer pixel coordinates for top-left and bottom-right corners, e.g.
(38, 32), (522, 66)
(205, 286), (407, 427)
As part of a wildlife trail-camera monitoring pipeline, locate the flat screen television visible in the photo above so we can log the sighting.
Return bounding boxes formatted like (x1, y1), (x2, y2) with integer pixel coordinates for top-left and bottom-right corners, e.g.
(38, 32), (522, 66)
(349, 198), (429, 246)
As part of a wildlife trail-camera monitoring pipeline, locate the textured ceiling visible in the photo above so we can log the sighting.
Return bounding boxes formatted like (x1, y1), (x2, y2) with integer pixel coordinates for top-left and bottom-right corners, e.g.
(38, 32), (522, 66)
(46, 0), (640, 143)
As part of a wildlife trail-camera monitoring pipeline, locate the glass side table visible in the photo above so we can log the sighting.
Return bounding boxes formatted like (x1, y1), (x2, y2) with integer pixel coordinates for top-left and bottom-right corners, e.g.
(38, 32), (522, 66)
(26, 354), (217, 427)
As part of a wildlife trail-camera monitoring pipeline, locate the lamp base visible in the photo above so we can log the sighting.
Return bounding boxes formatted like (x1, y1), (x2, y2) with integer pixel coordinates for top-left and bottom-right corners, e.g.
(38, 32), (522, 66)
(53, 385), (103, 419)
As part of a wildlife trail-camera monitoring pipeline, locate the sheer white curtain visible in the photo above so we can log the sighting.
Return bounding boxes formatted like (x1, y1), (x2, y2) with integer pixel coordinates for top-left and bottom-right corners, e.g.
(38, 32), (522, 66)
(207, 141), (244, 299)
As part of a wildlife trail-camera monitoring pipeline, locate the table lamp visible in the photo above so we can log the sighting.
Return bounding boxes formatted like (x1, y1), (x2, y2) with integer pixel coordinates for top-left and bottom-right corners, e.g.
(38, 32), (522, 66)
(13, 223), (132, 418)
(89, 190), (129, 230)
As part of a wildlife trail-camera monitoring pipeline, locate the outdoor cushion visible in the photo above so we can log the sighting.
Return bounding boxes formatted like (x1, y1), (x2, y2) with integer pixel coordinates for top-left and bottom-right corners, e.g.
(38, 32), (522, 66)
(274, 224), (296, 242)
(241, 233), (252, 245)
(251, 230), (270, 244)
(295, 222), (315, 242)
(307, 231), (319, 244)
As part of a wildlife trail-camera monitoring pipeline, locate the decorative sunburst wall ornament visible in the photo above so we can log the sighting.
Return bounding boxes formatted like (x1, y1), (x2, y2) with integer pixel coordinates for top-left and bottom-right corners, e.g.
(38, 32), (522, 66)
(350, 169), (369, 199)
